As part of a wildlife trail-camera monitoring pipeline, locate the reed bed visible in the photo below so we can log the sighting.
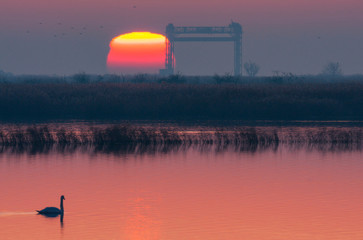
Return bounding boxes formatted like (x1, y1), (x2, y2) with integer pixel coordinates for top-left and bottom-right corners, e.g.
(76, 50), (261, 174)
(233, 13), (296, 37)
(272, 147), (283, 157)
(0, 125), (361, 154)
(0, 81), (362, 121)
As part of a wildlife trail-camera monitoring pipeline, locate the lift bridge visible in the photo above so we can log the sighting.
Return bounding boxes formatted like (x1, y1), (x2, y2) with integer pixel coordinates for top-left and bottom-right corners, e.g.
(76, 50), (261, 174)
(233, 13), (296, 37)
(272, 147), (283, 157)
(160, 22), (243, 76)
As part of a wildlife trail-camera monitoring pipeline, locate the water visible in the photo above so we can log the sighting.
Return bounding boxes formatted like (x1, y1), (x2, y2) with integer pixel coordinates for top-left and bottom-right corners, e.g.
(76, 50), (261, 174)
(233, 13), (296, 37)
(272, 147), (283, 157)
(0, 127), (363, 239)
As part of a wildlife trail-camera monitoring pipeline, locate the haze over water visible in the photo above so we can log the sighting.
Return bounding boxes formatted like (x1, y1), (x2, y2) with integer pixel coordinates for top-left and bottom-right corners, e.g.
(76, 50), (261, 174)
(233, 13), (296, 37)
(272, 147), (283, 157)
(1, 0), (363, 75)
(1, 128), (363, 240)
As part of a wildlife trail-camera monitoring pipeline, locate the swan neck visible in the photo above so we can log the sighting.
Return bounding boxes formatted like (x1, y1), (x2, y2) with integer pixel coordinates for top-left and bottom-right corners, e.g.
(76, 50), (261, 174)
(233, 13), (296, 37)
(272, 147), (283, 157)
(60, 198), (64, 212)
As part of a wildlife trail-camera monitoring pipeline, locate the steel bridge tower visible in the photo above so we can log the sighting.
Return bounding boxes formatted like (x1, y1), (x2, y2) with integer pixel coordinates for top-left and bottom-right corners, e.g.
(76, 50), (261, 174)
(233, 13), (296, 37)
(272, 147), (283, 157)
(162, 22), (243, 76)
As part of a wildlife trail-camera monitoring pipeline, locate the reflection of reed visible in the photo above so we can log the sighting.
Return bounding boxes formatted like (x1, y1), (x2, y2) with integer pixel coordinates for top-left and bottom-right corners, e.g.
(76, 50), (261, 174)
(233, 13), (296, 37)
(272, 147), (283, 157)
(0, 125), (361, 154)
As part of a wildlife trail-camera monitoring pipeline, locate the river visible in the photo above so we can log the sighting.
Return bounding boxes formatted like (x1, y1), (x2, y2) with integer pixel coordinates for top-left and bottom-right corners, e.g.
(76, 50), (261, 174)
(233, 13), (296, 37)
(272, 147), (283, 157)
(0, 125), (362, 240)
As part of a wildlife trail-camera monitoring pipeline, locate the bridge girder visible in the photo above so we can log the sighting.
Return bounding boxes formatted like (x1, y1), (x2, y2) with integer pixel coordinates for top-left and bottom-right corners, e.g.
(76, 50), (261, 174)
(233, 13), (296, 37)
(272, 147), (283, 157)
(163, 22), (243, 76)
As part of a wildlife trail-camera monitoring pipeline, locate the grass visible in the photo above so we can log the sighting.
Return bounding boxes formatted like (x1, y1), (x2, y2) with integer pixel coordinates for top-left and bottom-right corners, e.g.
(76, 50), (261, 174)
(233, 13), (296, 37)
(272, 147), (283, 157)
(0, 76), (362, 121)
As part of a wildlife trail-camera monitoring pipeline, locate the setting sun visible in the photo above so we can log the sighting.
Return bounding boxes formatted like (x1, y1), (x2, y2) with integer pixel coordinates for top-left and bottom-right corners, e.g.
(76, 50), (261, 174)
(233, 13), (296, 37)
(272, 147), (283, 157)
(107, 32), (166, 74)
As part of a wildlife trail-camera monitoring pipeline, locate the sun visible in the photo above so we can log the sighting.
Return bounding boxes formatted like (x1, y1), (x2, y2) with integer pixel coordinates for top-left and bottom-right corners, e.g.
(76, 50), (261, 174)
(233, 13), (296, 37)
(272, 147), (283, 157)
(107, 32), (166, 74)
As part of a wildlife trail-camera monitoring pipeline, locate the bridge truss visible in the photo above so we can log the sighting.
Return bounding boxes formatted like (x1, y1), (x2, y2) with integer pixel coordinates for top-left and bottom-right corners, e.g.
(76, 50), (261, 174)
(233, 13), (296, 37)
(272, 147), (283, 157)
(161, 22), (243, 76)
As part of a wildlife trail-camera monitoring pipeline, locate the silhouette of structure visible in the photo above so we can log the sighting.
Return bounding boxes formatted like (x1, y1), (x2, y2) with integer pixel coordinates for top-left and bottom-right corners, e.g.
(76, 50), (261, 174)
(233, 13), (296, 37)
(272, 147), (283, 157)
(37, 195), (65, 217)
(160, 22), (243, 76)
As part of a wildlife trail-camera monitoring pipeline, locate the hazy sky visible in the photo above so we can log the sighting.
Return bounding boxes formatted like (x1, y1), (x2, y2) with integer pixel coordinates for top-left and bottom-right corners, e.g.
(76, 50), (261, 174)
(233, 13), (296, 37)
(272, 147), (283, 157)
(1, 0), (363, 75)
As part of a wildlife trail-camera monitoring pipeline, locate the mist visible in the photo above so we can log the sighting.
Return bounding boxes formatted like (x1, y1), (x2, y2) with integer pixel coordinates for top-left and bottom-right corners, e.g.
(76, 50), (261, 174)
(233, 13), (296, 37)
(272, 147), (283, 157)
(1, 0), (363, 75)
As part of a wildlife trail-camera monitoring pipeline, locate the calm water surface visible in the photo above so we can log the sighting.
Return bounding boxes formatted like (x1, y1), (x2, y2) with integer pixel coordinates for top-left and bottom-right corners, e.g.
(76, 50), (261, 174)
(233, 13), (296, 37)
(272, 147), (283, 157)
(1, 140), (363, 239)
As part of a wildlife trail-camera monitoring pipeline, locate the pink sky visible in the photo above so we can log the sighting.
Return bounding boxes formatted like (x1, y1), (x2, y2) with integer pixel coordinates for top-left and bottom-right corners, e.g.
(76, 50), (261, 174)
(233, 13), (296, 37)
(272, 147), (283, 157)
(1, 0), (363, 75)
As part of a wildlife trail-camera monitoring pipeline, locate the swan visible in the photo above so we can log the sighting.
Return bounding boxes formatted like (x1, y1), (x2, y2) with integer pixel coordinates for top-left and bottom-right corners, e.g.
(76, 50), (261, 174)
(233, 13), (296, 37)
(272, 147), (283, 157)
(37, 195), (65, 216)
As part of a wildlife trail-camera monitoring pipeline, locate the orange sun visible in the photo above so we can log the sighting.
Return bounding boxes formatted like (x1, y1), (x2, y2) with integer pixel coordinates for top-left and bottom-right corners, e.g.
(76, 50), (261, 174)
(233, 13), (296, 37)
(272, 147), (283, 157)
(107, 32), (166, 74)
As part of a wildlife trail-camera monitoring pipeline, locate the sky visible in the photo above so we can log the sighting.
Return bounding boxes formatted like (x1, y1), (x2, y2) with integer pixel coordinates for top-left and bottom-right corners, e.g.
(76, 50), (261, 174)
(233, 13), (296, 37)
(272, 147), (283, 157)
(0, 0), (363, 76)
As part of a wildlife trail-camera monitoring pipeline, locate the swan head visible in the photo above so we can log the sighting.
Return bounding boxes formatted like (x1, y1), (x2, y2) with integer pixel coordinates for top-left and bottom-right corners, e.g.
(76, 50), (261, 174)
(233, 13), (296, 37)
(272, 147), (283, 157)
(61, 195), (65, 200)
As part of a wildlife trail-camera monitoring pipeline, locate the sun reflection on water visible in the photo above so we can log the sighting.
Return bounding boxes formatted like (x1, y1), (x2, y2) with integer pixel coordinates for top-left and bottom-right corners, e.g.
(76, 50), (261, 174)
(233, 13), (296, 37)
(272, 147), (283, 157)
(123, 197), (161, 240)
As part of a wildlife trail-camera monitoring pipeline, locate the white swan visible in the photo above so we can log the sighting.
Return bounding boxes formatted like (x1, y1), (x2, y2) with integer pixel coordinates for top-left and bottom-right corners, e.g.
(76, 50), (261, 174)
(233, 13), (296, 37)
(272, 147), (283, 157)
(37, 195), (65, 216)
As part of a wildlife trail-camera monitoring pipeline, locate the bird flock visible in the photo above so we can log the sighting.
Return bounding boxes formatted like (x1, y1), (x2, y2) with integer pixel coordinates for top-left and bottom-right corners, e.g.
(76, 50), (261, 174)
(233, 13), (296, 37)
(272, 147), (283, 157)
(25, 21), (106, 39)
(24, 2), (140, 39)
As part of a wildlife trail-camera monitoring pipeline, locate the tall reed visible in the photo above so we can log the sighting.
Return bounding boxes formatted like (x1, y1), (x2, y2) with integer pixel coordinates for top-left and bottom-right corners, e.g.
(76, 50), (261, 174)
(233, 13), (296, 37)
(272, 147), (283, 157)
(0, 125), (361, 154)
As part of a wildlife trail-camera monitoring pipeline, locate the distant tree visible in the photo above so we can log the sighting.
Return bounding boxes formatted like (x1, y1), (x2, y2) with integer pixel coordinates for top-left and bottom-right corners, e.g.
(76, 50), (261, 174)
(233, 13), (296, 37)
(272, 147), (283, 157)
(244, 61), (260, 77)
(132, 74), (148, 83)
(322, 62), (343, 76)
(159, 72), (186, 84)
(73, 72), (90, 83)
(213, 73), (236, 84)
